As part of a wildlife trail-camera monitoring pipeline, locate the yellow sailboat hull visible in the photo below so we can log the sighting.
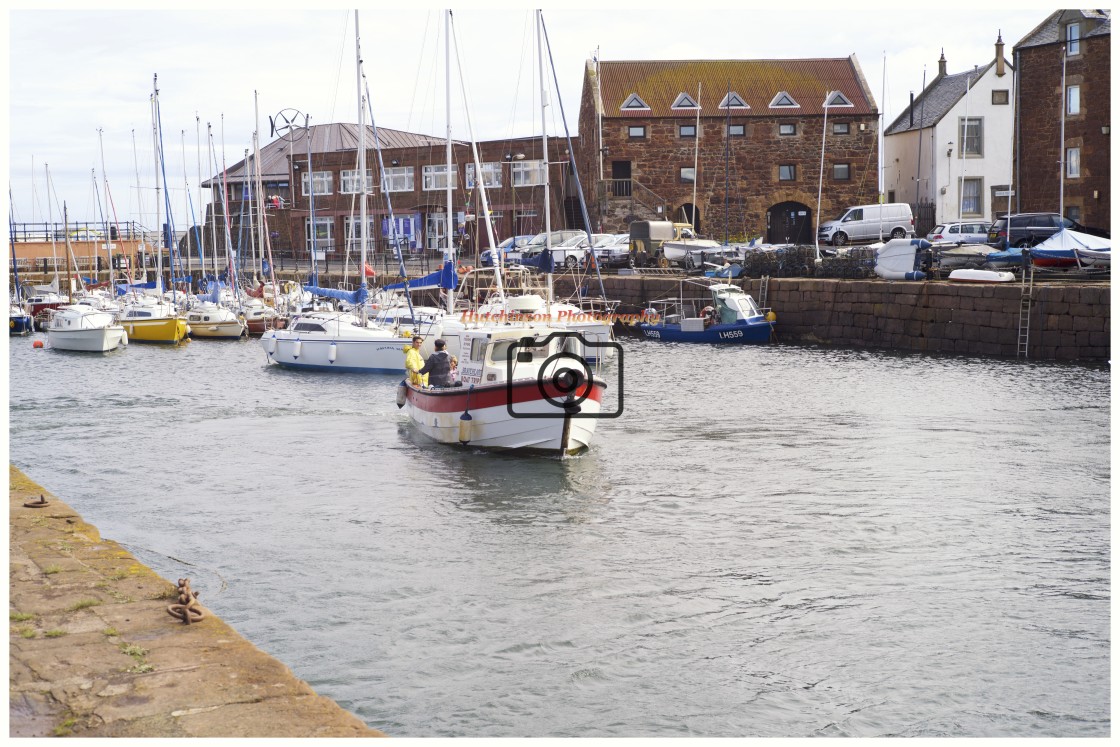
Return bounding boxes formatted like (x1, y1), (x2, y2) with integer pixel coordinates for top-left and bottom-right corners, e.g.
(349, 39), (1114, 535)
(121, 317), (190, 344)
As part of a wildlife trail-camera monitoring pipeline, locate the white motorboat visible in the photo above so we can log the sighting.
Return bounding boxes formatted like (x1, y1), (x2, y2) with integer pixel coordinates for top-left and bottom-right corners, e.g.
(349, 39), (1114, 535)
(186, 302), (247, 339)
(46, 305), (128, 352)
(262, 310), (428, 373)
(399, 325), (606, 457)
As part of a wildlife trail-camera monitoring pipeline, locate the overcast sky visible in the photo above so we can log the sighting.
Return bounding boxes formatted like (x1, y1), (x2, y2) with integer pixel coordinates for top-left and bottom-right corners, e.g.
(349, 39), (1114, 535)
(7, 2), (1051, 231)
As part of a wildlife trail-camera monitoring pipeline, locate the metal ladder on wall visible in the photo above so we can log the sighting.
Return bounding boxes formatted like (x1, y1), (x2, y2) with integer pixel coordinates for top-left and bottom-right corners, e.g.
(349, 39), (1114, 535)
(757, 275), (771, 310)
(1016, 264), (1035, 359)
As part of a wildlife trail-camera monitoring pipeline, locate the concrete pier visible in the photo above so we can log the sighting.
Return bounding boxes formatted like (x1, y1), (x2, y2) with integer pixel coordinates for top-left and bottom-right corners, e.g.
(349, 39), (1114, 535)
(8, 465), (385, 738)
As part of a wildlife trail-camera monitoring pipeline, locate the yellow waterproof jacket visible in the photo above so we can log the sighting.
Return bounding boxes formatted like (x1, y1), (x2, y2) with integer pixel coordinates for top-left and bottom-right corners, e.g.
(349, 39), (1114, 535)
(404, 347), (428, 386)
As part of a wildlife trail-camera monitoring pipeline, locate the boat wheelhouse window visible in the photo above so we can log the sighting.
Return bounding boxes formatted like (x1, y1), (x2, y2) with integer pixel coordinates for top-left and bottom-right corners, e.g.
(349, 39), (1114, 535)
(469, 337), (487, 362)
(126, 310), (153, 318)
(291, 322), (326, 332)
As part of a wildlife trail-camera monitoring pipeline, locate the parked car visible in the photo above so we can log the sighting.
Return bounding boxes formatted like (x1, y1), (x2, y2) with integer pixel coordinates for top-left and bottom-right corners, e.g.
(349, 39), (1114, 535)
(926, 222), (991, 244)
(479, 234), (532, 266)
(518, 230), (588, 269)
(987, 212), (1111, 249)
(817, 203), (915, 246)
(592, 233), (630, 268)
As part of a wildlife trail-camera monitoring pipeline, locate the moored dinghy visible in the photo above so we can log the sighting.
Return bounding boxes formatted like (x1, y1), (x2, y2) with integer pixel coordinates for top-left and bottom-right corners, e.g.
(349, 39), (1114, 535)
(874, 238), (930, 280)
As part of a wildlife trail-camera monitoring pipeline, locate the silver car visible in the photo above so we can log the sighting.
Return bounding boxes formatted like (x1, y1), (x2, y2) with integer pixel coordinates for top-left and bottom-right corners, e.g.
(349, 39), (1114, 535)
(926, 222), (991, 244)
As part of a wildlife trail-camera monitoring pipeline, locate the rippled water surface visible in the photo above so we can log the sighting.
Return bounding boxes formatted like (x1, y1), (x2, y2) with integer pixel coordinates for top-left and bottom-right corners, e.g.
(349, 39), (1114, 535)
(7, 332), (1110, 737)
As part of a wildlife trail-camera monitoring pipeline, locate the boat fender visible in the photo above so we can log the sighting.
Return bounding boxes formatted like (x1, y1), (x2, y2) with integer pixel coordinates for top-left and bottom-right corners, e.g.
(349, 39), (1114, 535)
(266, 335), (277, 355)
(32, 340), (43, 349)
(458, 410), (473, 444)
(328, 341), (337, 363)
(765, 311), (777, 323)
(395, 380), (408, 409)
(292, 338), (301, 359)
(8, 320), (13, 329)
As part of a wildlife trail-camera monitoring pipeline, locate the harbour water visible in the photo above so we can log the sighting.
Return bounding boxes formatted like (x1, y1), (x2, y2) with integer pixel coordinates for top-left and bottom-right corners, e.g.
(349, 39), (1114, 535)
(7, 334), (1110, 737)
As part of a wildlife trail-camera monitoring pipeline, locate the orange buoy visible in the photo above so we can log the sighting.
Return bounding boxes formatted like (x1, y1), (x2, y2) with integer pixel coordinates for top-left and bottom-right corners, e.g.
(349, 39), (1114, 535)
(32, 340), (44, 349)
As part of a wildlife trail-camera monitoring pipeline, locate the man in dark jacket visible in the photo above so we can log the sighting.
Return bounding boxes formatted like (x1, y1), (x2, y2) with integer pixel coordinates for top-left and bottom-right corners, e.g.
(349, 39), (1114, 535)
(418, 339), (454, 387)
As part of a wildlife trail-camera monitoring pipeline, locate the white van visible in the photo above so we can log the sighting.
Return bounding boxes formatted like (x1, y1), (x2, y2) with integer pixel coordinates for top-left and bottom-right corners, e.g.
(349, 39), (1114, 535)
(817, 203), (915, 246)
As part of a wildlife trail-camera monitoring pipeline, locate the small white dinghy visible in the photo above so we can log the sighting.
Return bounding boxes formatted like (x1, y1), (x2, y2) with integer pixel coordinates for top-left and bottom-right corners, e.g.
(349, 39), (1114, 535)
(948, 269), (1016, 283)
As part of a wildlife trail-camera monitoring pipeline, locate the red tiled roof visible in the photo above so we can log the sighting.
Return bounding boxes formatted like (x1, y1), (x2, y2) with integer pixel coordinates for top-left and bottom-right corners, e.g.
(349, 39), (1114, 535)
(596, 58), (877, 118)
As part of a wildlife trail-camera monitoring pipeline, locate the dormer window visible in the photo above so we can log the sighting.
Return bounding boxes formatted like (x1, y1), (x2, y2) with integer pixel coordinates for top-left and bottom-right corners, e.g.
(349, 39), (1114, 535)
(671, 92), (700, 110)
(620, 93), (650, 111)
(824, 91), (854, 108)
(1066, 21), (1081, 55)
(769, 92), (800, 109)
(718, 92), (749, 110)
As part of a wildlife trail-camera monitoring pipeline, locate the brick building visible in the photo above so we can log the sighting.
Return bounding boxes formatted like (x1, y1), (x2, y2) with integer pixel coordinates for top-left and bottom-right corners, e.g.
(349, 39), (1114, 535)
(576, 58), (880, 244)
(1013, 9), (1110, 228)
(203, 123), (581, 264)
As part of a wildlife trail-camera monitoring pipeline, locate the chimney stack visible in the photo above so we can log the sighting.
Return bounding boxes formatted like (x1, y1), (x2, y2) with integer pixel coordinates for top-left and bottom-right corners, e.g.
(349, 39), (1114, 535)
(938, 49), (947, 78)
(995, 32), (1006, 76)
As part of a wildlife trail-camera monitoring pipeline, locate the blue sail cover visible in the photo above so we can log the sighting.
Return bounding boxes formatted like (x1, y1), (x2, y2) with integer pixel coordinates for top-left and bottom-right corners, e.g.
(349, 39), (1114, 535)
(382, 260), (458, 291)
(535, 246), (555, 274)
(302, 284), (369, 306)
(200, 280), (224, 304)
(115, 279), (163, 296)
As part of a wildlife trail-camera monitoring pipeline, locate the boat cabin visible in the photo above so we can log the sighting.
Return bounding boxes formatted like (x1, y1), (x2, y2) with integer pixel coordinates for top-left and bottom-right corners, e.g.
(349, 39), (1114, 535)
(458, 326), (584, 386)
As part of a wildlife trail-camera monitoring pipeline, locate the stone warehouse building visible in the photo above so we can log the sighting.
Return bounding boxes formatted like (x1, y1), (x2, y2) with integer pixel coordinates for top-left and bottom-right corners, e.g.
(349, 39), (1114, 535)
(576, 57), (881, 244)
(1013, 9), (1110, 229)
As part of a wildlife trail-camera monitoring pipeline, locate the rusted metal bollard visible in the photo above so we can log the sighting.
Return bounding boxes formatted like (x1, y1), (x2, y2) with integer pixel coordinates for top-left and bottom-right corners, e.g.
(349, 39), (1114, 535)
(167, 577), (205, 624)
(23, 493), (49, 508)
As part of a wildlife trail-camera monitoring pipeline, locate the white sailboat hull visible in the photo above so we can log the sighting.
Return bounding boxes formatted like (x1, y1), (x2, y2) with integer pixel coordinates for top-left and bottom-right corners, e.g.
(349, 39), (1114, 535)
(48, 326), (127, 352)
(263, 328), (417, 373)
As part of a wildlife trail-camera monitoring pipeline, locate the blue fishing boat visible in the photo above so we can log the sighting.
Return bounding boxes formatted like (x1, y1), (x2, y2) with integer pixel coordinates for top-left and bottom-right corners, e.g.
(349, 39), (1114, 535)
(637, 279), (774, 344)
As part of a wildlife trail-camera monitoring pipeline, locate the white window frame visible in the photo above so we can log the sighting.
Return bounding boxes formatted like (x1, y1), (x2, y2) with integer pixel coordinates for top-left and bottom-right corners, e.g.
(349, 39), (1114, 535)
(343, 216), (378, 250)
(381, 166), (414, 193)
(1067, 22), (1081, 55)
(959, 117), (983, 157)
(339, 168), (373, 195)
(466, 162), (503, 189)
(422, 164), (458, 191)
(510, 160), (546, 187)
(960, 177), (983, 216)
(1066, 147), (1081, 178)
(301, 170), (333, 196)
(305, 216), (335, 251)
(1067, 85), (1080, 116)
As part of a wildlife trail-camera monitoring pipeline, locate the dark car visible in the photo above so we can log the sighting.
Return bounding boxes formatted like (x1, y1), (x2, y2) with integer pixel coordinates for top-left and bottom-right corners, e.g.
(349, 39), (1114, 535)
(988, 212), (1110, 249)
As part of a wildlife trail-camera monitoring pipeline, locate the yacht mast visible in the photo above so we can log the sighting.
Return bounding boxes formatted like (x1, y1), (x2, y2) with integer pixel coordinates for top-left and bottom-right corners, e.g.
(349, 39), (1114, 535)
(444, 10), (455, 314)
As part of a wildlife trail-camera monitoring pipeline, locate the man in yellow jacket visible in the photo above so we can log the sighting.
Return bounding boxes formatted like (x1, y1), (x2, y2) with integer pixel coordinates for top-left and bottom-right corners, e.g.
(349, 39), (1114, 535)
(404, 336), (428, 386)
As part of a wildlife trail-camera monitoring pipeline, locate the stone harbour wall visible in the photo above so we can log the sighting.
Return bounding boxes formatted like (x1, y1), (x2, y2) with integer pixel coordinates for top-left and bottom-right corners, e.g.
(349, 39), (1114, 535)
(560, 275), (1110, 361)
